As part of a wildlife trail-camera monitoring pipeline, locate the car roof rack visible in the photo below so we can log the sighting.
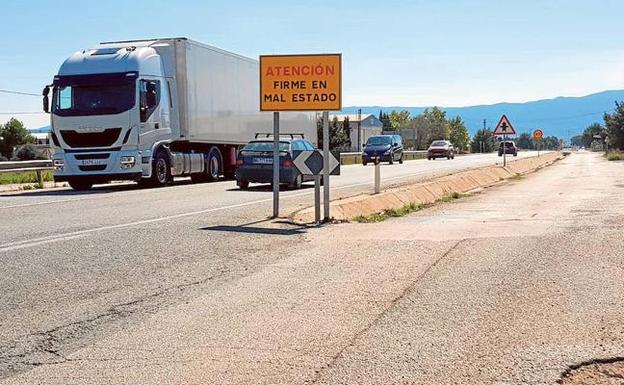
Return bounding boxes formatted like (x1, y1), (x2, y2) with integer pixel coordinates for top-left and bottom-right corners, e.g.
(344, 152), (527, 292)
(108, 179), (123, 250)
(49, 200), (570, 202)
(254, 133), (305, 140)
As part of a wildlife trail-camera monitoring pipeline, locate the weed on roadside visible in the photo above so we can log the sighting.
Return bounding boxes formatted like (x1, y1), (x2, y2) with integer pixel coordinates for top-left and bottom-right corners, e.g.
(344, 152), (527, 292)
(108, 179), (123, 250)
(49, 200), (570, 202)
(606, 151), (623, 161)
(354, 192), (467, 223)
(510, 173), (524, 180)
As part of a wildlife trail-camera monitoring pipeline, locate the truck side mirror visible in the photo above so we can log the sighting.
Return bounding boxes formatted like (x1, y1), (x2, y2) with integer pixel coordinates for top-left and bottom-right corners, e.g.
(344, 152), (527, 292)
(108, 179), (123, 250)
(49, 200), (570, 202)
(42, 86), (50, 113)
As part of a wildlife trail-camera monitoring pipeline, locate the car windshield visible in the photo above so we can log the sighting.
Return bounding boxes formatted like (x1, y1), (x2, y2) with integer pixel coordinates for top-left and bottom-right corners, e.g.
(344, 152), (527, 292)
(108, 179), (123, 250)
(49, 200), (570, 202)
(431, 141), (447, 147)
(366, 136), (392, 146)
(241, 141), (290, 153)
(501, 142), (515, 148)
(52, 73), (136, 117)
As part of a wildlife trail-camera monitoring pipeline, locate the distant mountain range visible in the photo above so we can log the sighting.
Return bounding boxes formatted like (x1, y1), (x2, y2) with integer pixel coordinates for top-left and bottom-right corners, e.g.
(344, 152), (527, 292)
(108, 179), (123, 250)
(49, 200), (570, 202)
(342, 90), (624, 139)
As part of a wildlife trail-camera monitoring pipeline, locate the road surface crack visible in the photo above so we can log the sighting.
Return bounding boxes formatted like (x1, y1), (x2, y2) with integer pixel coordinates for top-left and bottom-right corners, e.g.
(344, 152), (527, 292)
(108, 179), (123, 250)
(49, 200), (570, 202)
(557, 356), (624, 384)
(306, 239), (467, 384)
(0, 270), (228, 379)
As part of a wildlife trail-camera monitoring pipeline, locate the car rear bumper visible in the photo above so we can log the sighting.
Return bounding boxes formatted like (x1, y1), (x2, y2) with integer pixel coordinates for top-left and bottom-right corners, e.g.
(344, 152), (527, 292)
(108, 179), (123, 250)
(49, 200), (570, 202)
(235, 167), (298, 184)
(428, 151), (450, 157)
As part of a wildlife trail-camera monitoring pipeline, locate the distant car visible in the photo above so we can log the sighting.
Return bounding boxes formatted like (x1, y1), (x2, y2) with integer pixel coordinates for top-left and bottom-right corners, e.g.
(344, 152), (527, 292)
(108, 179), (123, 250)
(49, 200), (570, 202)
(362, 135), (403, 165)
(427, 140), (455, 160)
(234, 136), (317, 189)
(498, 141), (518, 157)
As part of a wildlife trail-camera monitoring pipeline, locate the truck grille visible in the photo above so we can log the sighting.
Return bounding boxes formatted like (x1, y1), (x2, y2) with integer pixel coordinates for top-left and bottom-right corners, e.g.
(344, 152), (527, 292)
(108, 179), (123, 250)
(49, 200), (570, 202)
(60, 128), (121, 148)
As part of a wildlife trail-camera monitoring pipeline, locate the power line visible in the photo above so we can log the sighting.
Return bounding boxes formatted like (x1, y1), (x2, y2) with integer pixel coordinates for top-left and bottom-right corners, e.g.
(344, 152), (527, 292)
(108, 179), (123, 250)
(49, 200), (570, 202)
(0, 89), (40, 97)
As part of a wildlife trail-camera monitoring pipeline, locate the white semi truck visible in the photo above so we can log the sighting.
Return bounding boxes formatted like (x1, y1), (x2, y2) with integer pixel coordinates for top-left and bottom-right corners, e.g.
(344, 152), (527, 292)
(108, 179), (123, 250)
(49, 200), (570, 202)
(43, 37), (317, 190)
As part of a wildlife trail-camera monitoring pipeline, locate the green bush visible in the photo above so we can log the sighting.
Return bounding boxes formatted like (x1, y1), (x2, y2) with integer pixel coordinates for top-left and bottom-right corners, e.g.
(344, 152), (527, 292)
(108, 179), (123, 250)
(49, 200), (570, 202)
(607, 152), (623, 161)
(0, 170), (54, 185)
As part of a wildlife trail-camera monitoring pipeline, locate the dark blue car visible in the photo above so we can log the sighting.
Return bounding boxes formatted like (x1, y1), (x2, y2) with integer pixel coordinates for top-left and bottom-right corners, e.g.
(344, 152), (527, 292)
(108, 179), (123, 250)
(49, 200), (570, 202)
(235, 136), (317, 189)
(362, 135), (404, 165)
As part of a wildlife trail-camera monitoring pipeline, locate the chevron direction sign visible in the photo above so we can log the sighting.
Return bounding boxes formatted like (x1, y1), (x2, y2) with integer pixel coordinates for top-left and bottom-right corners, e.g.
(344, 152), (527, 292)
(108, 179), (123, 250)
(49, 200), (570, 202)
(292, 150), (340, 176)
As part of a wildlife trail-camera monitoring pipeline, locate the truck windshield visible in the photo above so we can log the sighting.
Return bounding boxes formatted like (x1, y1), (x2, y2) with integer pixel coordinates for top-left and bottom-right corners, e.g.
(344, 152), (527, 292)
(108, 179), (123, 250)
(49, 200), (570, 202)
(52, 73), (136, 116)
(366, 136), (392, 146)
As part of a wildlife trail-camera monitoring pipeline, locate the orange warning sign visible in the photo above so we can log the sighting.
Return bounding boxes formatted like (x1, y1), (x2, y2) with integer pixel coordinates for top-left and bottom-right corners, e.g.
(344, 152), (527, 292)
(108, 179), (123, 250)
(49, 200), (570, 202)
(260, 54), (342, 111)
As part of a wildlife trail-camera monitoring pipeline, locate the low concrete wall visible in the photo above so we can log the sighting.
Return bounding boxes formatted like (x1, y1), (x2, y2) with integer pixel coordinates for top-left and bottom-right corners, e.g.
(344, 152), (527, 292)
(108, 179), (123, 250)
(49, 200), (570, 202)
(292, 152), (563, 223)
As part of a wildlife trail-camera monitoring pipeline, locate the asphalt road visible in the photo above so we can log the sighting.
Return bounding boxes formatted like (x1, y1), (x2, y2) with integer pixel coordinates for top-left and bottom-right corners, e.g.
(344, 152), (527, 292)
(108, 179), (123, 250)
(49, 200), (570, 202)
(8, 150), (622, 385)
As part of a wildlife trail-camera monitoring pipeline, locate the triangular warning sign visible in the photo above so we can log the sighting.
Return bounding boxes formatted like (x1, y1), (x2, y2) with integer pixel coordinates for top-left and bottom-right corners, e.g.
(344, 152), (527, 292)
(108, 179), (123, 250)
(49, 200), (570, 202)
(493, 114), (516, 136)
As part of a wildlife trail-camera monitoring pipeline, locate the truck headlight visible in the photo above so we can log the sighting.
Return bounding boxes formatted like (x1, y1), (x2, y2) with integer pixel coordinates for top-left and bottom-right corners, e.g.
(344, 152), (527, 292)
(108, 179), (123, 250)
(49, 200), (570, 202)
(120, 156), (136, 169)
(53, 159), (64, 170)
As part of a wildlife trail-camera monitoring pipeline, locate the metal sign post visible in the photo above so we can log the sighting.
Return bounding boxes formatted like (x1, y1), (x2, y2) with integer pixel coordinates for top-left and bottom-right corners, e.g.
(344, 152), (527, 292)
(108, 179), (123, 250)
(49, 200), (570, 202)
(503, 134), (507, 167)
(322, 111), (330, 221)
(272, 112), (280, 218)
(374, 157), (381, 194)
(314, 175), (321, 224)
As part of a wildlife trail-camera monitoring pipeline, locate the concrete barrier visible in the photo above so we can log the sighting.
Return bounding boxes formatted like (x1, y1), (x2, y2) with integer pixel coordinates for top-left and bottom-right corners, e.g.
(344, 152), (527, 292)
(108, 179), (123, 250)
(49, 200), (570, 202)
(292, 152), (563, 223)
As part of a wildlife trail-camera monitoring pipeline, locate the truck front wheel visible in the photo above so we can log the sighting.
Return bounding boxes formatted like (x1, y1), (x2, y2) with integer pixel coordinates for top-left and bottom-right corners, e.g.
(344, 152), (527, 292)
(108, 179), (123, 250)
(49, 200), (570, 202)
(149, 150), (171, 187)
(68, 179), (93, 191)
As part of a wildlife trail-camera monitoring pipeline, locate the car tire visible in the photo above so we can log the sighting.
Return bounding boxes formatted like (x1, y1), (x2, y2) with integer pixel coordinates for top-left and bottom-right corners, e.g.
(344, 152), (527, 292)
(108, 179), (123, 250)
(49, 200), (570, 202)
(237, 179), (249, 189)
(362, 159), (367, 166)
(68, 179), (93, 191)
(398, 154), (404, 164)
(289, 174), (303, 190)
(389, 156), (394, 165)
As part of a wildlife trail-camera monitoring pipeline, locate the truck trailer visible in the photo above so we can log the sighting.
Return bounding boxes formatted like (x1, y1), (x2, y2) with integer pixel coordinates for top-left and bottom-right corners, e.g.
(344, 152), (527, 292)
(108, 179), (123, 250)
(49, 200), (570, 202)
(43, 37), (317, 190)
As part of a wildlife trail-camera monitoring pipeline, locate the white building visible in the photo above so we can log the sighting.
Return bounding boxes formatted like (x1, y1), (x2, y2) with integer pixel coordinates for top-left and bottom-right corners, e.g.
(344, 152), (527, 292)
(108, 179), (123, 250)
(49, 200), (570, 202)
(329, 113), (383, 151)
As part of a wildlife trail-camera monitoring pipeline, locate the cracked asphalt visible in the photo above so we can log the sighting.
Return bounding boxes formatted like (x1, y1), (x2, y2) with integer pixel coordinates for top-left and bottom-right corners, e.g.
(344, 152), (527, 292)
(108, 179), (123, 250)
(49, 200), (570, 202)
(1, 152), (623, 384)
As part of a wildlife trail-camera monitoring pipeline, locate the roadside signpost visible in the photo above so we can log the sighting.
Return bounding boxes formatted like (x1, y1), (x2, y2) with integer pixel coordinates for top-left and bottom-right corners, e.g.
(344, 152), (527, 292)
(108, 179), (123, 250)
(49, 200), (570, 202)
(533, 129), (543, 157)
(259, 53), (342, 221)
(293, 150), (340, 224)
(493, 114), (516, 167)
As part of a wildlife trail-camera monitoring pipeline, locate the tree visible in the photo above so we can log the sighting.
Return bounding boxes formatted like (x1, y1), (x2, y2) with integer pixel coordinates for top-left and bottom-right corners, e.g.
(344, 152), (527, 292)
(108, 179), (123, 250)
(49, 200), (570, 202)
(516, 132), (532, 149)
(380, 112), (392, 131)
(570, 135), (583, 147)
(342, 116), (352, 149)
(389, 110), (411, 131)
(0, 118), (35, 160)
(447, 116), (469, 153)
(604, 101), (624, 150)
(581, 122), (605, 148)
(542, 136), (561, 150)
(470, 129), (497, 153)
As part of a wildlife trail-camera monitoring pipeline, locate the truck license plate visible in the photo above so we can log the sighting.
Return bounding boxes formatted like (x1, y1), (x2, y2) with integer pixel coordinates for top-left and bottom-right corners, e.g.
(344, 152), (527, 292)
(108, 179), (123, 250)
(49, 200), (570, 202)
(253, 158), (273, 164)
(81, 159), (106, 166)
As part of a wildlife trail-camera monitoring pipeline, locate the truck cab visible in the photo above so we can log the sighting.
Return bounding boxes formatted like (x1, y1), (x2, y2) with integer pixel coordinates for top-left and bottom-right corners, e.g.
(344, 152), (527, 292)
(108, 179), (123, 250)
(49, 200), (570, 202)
(45, 41), (176, 190)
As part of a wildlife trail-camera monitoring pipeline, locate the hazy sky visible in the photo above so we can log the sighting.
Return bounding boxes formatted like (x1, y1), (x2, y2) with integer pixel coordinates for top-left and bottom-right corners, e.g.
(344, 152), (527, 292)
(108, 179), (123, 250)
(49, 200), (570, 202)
(1, 0), (623, 128)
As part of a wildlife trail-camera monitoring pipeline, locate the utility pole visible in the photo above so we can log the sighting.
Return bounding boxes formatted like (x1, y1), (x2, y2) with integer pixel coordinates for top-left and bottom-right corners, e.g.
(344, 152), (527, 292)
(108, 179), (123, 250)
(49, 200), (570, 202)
(357, 108), (362, 152)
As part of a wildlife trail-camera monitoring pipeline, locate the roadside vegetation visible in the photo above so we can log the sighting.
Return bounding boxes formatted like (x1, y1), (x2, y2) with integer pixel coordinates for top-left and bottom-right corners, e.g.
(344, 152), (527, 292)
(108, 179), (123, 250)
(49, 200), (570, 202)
(0, 170), (53, 185)
(354, 192), (467, 223)
(0, 118), (38, 161)
(572, 101), (624, 152)
(318, 107), (471, 153)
